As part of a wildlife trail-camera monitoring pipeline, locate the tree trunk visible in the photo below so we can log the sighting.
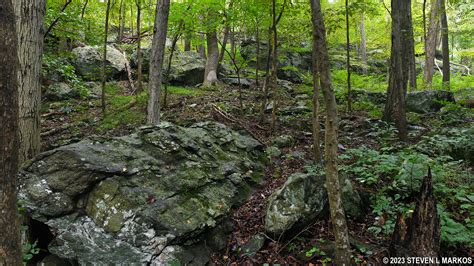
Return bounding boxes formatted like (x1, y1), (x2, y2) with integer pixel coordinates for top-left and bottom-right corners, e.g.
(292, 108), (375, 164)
(0, 1), (22, 263)
(270, 0), (280, 132)
(147, 0), (170, 125)
(310, 1), (351, 264)
(136, 0), (143, 93)
(311, 11), (321, 163)
(259, 28), (273, 123)
(184, 38), (191, 51)
(230, 28), (236, 59)
(14, 0), (46, 165)
(255, 24), (260, 87)
(203, 32), (219, 86)
(219, 26), (230, 63)
(44, 0), (71, 39)
(101, 0), (111, 115)
(345, 0), (352, 112)
(390, 169), (440, 258)
(440, 0), (450, 87)
(383, 0), (411, 141)
(359, 13), (367, 75)
(407, 1), (417, 91)
(423, 0), (440, 87)
(197, 34), (207, 59)
(423, 0), (427, 43)
(81, 0), (89, 20)
(130, 5), (134, 36)
(118, 0), (125, 44)
(164, 33), (180, 108)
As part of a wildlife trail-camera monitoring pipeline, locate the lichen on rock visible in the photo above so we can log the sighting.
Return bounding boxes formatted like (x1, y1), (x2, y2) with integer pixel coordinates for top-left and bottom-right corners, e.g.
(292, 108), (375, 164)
(19, 121), (266, 265)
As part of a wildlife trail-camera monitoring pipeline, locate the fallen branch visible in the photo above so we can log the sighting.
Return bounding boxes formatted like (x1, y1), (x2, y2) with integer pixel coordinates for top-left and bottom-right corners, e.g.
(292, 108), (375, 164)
(211, 104), (266, 146)
(41, 123), (74, 137)
(116, 97), (137, 112)
(122, 51), (136, 94)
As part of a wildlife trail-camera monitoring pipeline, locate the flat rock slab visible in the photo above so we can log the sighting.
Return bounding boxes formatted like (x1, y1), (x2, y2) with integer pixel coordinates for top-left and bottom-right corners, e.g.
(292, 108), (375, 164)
(20, 121), (266, 265)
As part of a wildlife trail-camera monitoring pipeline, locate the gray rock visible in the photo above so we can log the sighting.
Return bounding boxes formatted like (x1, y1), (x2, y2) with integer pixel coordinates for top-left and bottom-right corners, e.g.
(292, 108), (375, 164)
(240, 234), (266, 256)
(72, 45), (127, 81)
(20, 121), (266, 265)
(240, 40), (311, 83)
(273, 135), (295, 148)
(265, 146), (282, 158)
(44, 83), (80, 101)
(221, 77), (253, 88)
(265, 169), (363, 236)
(350, 90), (455, 114)
(131, 49), (206, 86)
(406, 90), (455, 113)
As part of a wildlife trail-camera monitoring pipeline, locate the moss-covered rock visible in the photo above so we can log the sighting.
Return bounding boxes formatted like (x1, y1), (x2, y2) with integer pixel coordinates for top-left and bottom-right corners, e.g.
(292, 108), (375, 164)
(72, 45), (127, 81)
(19, 121), (266, 265)
(265, 168), (363, 236)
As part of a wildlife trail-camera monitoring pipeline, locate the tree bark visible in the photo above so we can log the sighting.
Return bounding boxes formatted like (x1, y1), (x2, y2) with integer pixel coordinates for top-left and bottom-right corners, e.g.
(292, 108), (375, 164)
(270, 0), (279, 132)
(423, 0), (440, 87)
(345, 0), (352, 112)
(383, 0), (411, 141)
(407, 1), (417, 91)
(147, 0), (170, 125)
(184, 38), (191, 51)
(440, 0), (450, 87)
(14, 0), (46, 164)
(118, 0), (125, 44)
(259, 28), (273, 123)
(136, 0), (143, 92)
(359, 13), (367, 75)
(203, 32), (220, 86)
(423, 0), (427, 43)
(310, 0), (351, 264)
(0, 1), (22, 264)
(101, 0), (111, 115)
(311, 10), (321, 163)
(219, 26), (230, 63)
(270, 0), (286, 132)
(255, 24), (261, 87)
(197, 34), (207, 59)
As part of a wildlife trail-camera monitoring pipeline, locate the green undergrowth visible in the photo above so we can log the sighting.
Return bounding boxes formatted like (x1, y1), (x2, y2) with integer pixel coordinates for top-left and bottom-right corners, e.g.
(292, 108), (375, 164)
(95, 85), (202, 131)
(96, 84), (146, 131)
(166, 85), (201, 96)
(339, 127), (474, 249)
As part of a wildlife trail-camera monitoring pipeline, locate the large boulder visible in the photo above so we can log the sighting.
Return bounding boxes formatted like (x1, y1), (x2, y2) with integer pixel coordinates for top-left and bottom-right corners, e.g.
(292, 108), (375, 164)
(240, 40), (311, 83)
(131, 49), (206, 86)
(406, 90), (455, 113)
(44, 82), (81, 101)
(20, 122), (266, 265)
(72, 45), (127, 81)
(350, 90), (455, 114)
(265, 169), (363, 236)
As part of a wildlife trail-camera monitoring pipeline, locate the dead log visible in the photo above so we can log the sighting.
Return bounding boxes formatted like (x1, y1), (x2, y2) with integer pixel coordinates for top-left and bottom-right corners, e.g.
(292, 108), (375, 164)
(211, 104), (266, 146)
(389, 168), (440, 258)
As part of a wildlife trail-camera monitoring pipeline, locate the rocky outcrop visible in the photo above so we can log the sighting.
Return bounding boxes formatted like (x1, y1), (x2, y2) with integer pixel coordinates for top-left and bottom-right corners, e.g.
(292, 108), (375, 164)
(72, 45), (127, 81)
(20, 122), (266, 265)
(240, 40), (310, 83)
(131, 49), (206, 86)
(265, 169), (363, 236)
(406, 90), (455, 113)
(350, 90), (455, 113)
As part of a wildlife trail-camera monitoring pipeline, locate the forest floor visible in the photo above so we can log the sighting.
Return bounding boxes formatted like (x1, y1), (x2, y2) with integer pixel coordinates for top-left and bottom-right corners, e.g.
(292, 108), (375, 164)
(39, 81), (473, 264)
